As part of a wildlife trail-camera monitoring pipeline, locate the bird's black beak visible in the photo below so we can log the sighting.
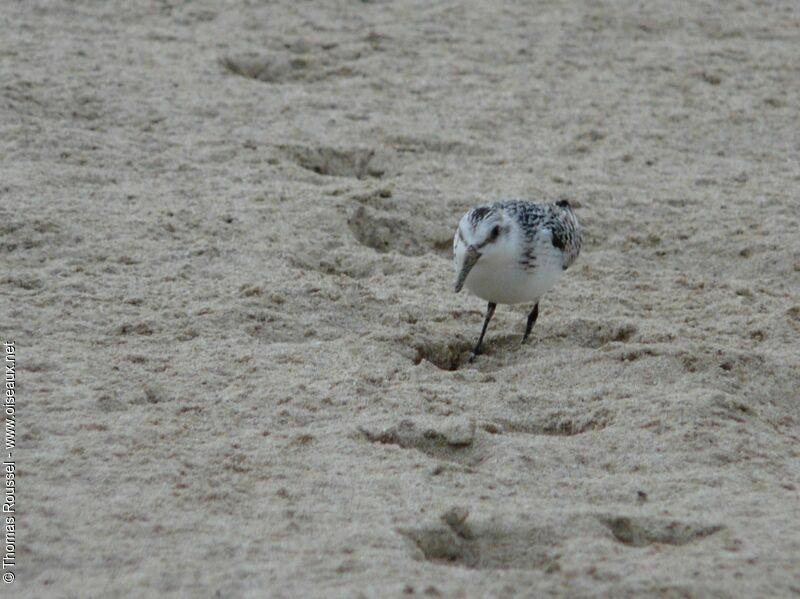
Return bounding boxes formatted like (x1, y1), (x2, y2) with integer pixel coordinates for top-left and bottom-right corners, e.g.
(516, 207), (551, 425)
(454, 246), (480, 293)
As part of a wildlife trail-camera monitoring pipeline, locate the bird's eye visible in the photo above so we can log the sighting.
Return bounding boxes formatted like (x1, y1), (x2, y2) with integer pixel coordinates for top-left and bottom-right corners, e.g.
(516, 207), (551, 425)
(490, 225), (501, 239)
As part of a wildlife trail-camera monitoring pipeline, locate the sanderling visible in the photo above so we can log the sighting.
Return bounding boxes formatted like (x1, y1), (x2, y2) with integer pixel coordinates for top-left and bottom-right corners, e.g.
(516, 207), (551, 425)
(453, 199), (582, 361)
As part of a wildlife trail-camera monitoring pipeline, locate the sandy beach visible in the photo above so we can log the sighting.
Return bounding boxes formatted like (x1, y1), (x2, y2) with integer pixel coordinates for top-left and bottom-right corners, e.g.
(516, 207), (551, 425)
(2, 1), (799, 597)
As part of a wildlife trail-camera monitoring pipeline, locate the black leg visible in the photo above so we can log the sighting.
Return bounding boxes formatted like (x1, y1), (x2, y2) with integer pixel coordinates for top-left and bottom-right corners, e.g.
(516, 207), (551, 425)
(522, 302), (539, 344)
(469, 302), (496, 361)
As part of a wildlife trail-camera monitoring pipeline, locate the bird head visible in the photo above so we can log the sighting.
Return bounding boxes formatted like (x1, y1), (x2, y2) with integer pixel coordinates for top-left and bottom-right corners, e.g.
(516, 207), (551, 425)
(453, 204), (512, 293)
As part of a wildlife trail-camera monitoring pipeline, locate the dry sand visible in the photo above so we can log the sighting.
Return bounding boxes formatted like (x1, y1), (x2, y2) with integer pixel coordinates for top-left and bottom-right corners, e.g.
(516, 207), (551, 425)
(2, 1), (800, 597)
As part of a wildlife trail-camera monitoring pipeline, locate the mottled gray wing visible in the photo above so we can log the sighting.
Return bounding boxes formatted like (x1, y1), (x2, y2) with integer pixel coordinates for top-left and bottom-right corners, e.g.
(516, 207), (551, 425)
(551, 218), (581, 269)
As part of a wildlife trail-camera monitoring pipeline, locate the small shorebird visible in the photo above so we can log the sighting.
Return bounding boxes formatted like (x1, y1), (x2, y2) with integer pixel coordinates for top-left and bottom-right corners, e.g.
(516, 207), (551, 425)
(453, 199), (582, 361)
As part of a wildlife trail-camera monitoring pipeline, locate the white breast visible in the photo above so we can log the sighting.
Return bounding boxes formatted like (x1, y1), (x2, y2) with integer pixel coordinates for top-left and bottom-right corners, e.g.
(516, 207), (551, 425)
(458, 229), (565, 305)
